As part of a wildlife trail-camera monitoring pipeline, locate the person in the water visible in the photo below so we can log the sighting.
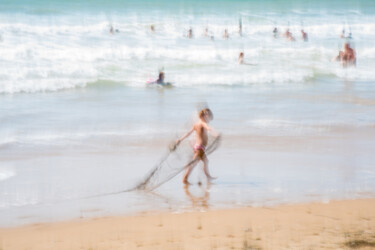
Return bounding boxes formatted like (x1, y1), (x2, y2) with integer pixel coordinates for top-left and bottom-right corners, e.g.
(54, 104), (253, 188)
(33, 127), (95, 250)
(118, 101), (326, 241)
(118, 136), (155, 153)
(238, 52), (256, 66)
(223, 29), (229, 39)
(332, 43), (356, 67)
(284, 29), (295, 41)
(187, 28), (193, 38)
(109, 24), (119, 34)
(301, 29), (308, 42)
(156, 71), (165, 84)
(238, 52), (244, 64)
(332, 50), (344, 62)
(203, 27), (209, 37)
(342, 42), (356, 67)
(147, 70), (172, 86)
(273, 27), (278, 38)
(239, 18), (242, 36)
(340, 29), (345, 38)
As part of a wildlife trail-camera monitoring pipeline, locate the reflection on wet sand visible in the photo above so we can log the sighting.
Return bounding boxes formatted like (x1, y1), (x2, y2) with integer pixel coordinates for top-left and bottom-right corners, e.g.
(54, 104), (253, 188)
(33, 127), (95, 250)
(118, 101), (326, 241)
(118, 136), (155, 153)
(184, 183), (211, 209)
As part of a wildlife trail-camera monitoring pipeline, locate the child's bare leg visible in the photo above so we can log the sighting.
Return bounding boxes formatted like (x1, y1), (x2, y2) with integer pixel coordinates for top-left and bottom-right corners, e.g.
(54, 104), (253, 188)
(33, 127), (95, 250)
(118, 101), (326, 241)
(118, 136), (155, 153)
(182, 154), (199, 184)
(202, 156), (216, 181)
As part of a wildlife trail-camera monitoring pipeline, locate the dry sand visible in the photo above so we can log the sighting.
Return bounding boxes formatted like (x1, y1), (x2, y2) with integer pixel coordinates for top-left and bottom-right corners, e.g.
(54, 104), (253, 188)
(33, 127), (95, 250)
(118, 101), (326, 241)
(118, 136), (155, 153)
(0, 199), (375, 250)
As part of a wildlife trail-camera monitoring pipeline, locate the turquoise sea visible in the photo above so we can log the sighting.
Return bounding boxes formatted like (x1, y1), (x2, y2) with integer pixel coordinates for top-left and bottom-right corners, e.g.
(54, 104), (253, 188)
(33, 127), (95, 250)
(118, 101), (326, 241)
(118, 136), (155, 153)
(0, 0), (375, 226)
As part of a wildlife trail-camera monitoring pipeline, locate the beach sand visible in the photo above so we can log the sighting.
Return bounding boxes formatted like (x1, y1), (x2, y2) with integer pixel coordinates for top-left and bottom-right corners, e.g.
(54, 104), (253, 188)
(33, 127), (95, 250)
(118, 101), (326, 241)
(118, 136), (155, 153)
(0, 199), (374, 250)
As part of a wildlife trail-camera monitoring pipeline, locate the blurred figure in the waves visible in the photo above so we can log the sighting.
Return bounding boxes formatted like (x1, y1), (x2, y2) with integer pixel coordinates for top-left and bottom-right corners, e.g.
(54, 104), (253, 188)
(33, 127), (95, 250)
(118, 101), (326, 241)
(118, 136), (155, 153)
(301, 29), (308, 42)
(223, 29), (229, 39)
(284, 29), (295, 41)
(156, 71), (165, 84)
(187, 27), (193, 38)
(239, 18), (242, 36)
(340, 29), (345, 38)
(332, 43), (356, 67)
(237, 52), (256, 66)
(203, 27), (209, 37)
(147, 70), (172, 86)
(203, 27), (214, 40)
(273, 27), (278, 38)
(342, 42), (356, 67)
(150, 24), (155, 32)
(238, 52), (244, 64)
(340, 28), (353, 39)
(109, 24), (119, 34)
(332, 50), (344, 62)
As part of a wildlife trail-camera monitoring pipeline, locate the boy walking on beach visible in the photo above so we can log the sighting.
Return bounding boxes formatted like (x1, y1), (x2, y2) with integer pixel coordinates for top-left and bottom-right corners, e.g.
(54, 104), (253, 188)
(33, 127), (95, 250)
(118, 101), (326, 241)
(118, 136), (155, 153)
(175, 108), (220, 184)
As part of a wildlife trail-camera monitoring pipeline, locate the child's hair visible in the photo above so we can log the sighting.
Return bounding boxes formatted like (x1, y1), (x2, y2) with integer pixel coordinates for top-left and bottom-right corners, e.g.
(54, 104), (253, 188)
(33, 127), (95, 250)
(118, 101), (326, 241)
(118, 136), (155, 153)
(199, 108), (213, 120)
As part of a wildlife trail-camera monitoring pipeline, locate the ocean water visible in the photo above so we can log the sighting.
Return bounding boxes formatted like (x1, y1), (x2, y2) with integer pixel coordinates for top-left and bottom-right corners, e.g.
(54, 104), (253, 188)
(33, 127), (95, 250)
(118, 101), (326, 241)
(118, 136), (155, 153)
(1, 0), (375, 226)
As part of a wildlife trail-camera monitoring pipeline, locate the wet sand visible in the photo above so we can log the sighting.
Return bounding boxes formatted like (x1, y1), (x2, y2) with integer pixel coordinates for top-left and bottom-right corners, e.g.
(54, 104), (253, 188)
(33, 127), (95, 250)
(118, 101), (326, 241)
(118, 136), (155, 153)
(0, 199), (374, 250)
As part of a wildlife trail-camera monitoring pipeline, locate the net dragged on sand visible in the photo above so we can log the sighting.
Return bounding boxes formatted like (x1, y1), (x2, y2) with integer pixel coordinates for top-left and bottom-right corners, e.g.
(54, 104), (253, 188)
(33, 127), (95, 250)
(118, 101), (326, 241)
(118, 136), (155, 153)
(135, 135), (221, 191)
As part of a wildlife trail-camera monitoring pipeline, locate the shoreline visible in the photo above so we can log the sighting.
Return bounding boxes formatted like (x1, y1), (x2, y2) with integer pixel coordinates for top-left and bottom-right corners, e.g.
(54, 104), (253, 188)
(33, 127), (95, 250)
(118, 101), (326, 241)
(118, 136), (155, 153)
(1, 198), (374, 249)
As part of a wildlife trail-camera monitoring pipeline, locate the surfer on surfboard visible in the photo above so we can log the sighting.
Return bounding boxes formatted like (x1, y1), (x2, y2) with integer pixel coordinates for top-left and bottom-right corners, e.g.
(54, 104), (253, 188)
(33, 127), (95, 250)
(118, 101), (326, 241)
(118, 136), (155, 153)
(156, 71), (165, 84)
(173, 108), (220, 185)
(147, 70), (172, 87)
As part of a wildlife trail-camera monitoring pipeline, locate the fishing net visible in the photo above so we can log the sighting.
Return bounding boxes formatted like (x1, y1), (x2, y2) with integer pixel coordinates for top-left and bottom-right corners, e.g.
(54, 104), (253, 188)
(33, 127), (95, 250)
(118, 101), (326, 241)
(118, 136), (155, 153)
(135, 135), (221, 191)
(84, 135), (221, 199)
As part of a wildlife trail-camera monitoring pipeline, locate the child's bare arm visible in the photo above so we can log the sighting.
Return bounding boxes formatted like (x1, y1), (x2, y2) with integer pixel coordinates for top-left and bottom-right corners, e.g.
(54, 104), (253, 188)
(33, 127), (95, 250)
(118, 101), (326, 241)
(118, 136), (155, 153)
(176, 127), (194, 144)
(170, 126), (194, 152)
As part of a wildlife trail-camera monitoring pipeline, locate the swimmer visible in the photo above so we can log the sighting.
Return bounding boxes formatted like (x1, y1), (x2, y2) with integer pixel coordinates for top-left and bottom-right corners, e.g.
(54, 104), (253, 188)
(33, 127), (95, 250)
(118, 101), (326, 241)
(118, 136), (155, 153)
(301, 29), (308, 42)
(342, 42), (356, 67)
(332, 50), (344, 62)
(187, 28), (193, 39)
(238, 52), (244, 64)
(156, 71), (165, 84)
(273, 27), (278, 38)
(203, 27), (209, 37)
(223, 29), (229, 39)
(147, 70), (172, 87)
(239, 18), (242, 36)
(150, 25), (155, 32)
(109, 25), (119, 34)
(284, 29), (295, 41)
(340, 29), (345, 39)
(174, 108), (220, 184)
(238, 52), (256, 66)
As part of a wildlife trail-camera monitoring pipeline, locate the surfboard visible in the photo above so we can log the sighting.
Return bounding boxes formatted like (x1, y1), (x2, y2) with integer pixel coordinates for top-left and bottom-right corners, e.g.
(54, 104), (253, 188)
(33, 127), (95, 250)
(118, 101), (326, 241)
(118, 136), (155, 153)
(146, 80), (173, 88)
